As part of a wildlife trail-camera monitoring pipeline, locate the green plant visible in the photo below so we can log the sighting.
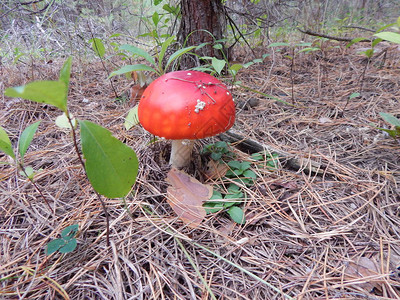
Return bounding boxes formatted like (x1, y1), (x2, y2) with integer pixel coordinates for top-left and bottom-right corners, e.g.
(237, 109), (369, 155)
(46, 224), (79, 255)
(201, 141), (233, 161)
(2, 58), (139, 246)
(374, 112), (400, 139)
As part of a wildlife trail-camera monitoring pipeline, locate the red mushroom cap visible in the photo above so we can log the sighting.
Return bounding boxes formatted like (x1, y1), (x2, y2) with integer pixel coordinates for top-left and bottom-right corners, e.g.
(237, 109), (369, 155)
(138, 70), (235, 139)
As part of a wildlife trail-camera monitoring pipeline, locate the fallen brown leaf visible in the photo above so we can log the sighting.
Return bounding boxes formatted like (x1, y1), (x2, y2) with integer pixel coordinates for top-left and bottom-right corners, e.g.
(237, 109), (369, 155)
(203, 159), (229, 180)
(344, 256), (382, 292)
(166, 168), (212, 228)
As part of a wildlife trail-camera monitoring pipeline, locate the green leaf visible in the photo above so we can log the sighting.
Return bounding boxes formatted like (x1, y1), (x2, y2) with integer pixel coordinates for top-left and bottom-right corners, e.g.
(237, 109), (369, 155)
(152, 11), (160, 27)
(20, 166), (34, 179)
(374, 32), (400, 44)
(213, 44), (223, 50)
(212, 57), (226, 75)
(19, 121), (40, 158)
(5, 81), (67, 113)
(89, 38), (106, 58)
(204, 202), (224, 214)
(46, 239), (65, 255)
(124, 105), (139, 130)
(55, 113), (76, 129)
(163, 4), (179, 15)
(227, 206), (245, 224)
(227, 160), (242, 170)
(153, 0), (162, 5)
(59, 57), (72, 94)
(119, 44), (156, 66)
(61, 224), (79, 239)
(243, 169), (257, 179)
(159, 36), (175, 70)
(165, 46), (196, 71)
(59, 238), (77, 253)
(0, 127), (15, 159)
(79, 120), (139, 198)
(109, 64), (158, 78)
(349, 92), (360, 99)
(267, 42), (290, 48)
(379, 112), (400, 127)
(346, 37), (367, 48)
(371, 38), (382, 48)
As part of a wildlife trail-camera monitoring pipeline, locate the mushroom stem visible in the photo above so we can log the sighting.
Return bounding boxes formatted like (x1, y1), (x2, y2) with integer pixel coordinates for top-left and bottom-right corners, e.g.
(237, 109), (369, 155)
(169, 140), (195, 168)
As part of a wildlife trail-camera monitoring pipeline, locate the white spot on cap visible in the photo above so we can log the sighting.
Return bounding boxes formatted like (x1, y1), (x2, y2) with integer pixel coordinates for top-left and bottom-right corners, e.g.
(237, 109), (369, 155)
(194, 99), (206, 113)
(226, 92), (230, 95)
(187, 72), (192, 76)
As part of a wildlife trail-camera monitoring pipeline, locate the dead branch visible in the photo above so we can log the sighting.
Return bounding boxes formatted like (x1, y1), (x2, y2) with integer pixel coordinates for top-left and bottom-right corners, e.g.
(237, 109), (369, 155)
(297, 27), (371, 42)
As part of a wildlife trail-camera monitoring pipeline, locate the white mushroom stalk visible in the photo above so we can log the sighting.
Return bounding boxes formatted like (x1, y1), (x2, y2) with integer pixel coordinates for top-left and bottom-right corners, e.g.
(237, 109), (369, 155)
(169, 140), (195, 168)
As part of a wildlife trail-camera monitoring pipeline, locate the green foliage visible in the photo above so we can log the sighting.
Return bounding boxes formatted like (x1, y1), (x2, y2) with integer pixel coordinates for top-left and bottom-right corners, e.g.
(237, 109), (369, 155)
(0, 127), (15, 159)
(110, 36), (197, 77)
(89, 38), (106, 58)
(201, 141), (232, 161)
(18, 121), (41, 159)
(46, 224), (79, 255)
(79, 120), (139, 198)
(374, 112), (400, 139)
(4, 58), (139, 199)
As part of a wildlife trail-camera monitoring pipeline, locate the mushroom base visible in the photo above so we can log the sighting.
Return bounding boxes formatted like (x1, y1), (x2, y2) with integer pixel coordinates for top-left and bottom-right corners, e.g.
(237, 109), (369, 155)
(169, 140), (195, 168)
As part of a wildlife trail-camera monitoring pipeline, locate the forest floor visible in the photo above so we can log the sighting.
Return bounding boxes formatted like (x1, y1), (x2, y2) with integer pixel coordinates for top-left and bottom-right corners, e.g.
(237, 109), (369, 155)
(1, 42), (400, 299)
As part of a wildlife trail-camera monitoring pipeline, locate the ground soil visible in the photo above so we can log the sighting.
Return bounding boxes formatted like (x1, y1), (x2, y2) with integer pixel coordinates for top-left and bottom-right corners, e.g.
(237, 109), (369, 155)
(1, 43), (400, 299)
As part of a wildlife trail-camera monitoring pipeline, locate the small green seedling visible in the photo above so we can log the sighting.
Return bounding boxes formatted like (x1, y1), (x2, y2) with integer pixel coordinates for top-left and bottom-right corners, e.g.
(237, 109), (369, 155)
(201, 141), (233, 161)
(375, 112), (400, 139)
(225, 160), (257, 186)
(46, 224), (79, 255)
(204, 187), (246, 225)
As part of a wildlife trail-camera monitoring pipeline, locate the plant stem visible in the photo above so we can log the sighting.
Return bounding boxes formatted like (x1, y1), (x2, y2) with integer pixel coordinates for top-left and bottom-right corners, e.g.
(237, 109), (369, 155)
(19, 163), (54, 213)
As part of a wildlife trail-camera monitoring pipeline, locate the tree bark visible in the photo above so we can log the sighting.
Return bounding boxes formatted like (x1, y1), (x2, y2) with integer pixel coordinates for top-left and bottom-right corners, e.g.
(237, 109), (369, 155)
(178, 0), (226, 69)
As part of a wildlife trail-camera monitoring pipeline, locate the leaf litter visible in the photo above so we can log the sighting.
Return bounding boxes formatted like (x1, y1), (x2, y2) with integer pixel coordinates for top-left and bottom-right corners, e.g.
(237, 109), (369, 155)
(0, 45), (400, 299)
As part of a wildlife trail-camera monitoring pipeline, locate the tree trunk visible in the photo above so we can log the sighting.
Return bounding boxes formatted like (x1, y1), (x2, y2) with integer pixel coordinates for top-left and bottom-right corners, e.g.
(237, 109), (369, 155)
(178, 0), (226, 69)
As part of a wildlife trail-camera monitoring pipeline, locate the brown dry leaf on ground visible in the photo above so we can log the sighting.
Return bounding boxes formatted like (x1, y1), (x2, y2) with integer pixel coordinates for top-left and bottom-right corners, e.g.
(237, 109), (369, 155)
(166, 168), (212, 228)
(344, 256), (382, 292)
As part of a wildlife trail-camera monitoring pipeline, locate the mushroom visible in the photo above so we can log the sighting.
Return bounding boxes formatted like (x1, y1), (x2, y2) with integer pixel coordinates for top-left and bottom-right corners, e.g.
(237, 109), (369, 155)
(138, 70), (235, 168)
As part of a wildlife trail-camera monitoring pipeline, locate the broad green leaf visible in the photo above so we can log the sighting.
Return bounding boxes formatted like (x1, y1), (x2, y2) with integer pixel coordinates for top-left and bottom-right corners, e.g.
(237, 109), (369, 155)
(5, 81), (67, 112)
(46, 239), (65, 255)
(159, 36), (175, 70)
(243, 169), (257, 179)
(55, 113), (76, 129)
(79, 120), (139, 198)
(268, 42), (290, 48)
(229, 63), (243, 72)
(61, 224), (79, 239)
(89, 38), (106, 58)
(153, 0), (162, 5)
(212, 57), (226, 74)
(119, 44), (156, 66)
(379, 112), (400, 127)
(19, 121), (40, 158)
(109, 64), (158, 78)
(165, 46), (196, 70)
(374, 32), (400, 44)
(59, 239), (77, 253)
(0, 127), (15, 159)
(124, 105), (139, 130)
(227, 206), (246, 224)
